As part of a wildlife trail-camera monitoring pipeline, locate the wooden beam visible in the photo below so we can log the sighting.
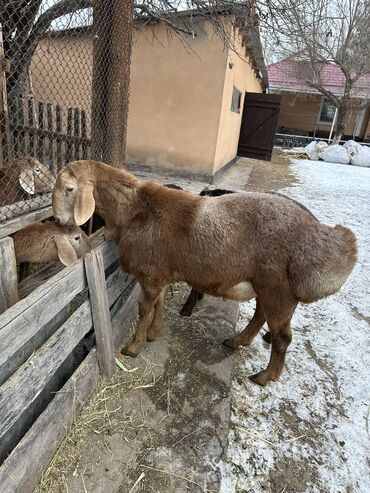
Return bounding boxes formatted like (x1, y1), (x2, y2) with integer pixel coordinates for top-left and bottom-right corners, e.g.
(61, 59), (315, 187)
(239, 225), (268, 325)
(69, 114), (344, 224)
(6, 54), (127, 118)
(0, 237), (121, 385)
(0, 301), (93, 464)
(0, 280), (138, 492)
(0, 206), (53, 239)
(106, 268), (132, 308)
(112, 282), (140, 349)
(0, 261), (86, 386)
(0, 349), (98, 493)
(0, 22), (11, 165)
(85, 250), (116, 380)
(0, 237), (18, 314)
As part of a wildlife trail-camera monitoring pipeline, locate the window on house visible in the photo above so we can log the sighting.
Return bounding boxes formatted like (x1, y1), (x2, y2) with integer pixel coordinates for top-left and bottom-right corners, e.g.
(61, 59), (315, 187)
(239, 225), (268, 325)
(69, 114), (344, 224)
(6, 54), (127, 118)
(319, 97), (336, 123)
(231, 87), (242, 113)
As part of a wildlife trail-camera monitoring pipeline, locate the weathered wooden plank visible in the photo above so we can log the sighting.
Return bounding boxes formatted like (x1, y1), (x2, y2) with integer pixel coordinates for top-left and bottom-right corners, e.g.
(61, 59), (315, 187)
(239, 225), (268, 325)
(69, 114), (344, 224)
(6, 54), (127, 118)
(0, 206), (52, 239)
(0, 299), (93, 464)
(0, 25), (11, 165)
(0, 194), (52, 223)
(9, 122), (90, 146)
(0, 281), (138, 491)
(18, 263), (64, 300)
(66, 108), (73, 163)
(0, 278), (138, 492)
(73, 108), (81, 160)
(0, 237), (18, 314)
(0, 349), (98, 493)
(98, 238), (119, 270)
(55, 105), (63, 171)
(106, 268), (132, 308)
(27, 99), (37, 157)
(47, 103), (56, 175)
(85, 250), (115, 380)
(15, 98), (25, 156)
(112, 282), (140, 349)
(81, 110), (89, 159)
(0, 261), (86, 386)
(36, 102), (45, 162)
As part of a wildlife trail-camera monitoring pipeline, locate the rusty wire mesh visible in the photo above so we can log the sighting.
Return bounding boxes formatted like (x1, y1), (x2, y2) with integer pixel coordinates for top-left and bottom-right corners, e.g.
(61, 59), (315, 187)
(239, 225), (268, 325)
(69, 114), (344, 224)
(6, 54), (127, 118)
(0, 0), (133, 223)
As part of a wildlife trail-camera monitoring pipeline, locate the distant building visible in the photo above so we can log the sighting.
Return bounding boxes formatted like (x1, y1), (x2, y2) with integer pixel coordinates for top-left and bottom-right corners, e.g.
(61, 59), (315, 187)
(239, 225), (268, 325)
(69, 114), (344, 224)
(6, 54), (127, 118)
(268, 60), (370, 143)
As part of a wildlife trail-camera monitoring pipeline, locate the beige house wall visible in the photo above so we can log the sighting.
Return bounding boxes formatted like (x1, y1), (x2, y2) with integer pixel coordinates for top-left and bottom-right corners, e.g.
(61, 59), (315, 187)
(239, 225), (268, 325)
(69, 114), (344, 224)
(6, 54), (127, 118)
(126, 21), (228, 174)
(213, 31), (263, 173)
(31, 20), (263, 175)
(277, 92), (363, 137)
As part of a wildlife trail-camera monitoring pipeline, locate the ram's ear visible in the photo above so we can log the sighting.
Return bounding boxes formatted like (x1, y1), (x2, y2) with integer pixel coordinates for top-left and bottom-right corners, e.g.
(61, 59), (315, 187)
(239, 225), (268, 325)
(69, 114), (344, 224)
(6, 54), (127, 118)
(19, 169), (35, 195)
(54, 236), (78, 266)
(74, 183), (95, 226)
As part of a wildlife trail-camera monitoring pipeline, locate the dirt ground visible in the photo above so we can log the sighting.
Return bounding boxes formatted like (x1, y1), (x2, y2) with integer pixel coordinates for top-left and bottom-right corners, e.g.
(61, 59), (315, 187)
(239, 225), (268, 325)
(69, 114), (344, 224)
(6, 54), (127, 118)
(35, 152), (370, 493)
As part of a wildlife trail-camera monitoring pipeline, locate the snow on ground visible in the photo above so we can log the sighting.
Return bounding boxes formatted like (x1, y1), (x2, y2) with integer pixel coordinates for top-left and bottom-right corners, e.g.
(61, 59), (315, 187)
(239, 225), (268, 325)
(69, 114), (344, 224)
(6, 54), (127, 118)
(220, 160), (370, 493)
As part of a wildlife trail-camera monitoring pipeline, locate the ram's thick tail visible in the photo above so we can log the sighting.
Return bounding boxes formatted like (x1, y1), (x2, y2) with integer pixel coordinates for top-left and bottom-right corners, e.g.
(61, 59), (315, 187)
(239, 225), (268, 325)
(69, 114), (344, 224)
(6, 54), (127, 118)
(289, 224), (357, 303)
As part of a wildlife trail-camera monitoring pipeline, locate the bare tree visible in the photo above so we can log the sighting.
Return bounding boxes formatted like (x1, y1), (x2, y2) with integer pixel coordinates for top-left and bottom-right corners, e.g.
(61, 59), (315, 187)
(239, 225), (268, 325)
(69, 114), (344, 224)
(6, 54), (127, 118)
(258, 0), (370, 142)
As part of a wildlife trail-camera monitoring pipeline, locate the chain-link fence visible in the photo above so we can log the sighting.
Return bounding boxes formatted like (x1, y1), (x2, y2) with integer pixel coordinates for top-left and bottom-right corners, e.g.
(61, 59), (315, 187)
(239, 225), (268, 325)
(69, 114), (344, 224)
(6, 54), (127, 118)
(0, 0), (132, 223)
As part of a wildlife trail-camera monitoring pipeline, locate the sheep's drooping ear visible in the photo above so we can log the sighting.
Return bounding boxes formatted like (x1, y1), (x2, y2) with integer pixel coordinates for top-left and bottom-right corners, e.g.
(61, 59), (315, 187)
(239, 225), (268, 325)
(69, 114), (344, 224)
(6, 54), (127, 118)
(54, 236), (78, 266)
(19, 169), (35, 195)
(74, 183), (95, 226)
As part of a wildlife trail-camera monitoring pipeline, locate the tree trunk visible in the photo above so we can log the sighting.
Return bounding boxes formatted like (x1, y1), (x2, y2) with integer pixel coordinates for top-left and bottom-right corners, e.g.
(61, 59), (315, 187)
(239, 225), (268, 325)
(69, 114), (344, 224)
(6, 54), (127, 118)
(332, 104), (349, 144)
(90, 0), (133, 167)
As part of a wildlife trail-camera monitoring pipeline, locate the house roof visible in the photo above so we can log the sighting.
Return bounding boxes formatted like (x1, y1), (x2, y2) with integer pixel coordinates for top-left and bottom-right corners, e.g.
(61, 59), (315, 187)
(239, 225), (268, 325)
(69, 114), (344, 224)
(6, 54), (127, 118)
(268, 60), (370, 99)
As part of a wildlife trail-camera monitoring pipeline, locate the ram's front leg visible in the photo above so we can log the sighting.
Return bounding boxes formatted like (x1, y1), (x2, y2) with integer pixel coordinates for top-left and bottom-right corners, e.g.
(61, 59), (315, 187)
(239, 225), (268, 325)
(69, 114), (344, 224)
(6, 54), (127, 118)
(121, 284), (161, 357)
(147, 285), (168, 341)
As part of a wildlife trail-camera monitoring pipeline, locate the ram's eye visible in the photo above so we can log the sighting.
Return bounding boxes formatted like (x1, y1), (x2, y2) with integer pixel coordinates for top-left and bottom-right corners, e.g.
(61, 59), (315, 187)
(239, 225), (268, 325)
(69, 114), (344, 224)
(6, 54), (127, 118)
(73, 235), (81, 243)
(66, 186), (74, 193)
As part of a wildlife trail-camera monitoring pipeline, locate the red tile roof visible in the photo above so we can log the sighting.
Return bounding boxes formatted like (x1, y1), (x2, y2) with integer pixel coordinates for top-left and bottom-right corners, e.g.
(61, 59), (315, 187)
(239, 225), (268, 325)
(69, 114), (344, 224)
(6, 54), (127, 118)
(268, 60), (370, 98)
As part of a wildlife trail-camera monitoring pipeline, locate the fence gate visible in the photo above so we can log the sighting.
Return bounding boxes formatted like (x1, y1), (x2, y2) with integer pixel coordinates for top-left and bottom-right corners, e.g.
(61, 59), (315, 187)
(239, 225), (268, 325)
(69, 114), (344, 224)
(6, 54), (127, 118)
(237, 92), (281, 161)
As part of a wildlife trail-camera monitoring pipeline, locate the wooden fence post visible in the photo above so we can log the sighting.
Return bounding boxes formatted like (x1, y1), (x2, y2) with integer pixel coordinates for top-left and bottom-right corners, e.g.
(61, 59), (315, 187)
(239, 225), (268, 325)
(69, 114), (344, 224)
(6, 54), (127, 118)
(73, 108), (80, 160)
(27, 98), (37, 157)
(0, 22), (11, 165)
(55, 105), (63, 170)
(47, 103), (56, 175)
(16, 97), (25, 156)
(84, 250), (115, 380)
(37, 102), (45, 162)
(66, 108), (73, 164)
(0, 237), (18, 314)
(81, 110), (88, 159)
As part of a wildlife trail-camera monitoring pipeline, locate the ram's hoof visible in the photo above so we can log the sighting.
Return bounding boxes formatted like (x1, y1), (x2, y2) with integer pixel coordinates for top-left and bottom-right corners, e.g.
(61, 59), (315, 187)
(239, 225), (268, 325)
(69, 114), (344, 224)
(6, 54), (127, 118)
(121, 344), (141, 357)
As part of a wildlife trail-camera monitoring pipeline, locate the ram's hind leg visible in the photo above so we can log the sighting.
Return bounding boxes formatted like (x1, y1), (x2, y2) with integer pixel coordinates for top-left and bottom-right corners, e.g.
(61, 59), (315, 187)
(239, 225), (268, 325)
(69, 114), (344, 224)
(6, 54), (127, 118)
(249, 285), (297, 386)
(224, 298), (265, 348)
(147, 285), (168, 341)
(122, 285), (162, 357)
(180, 289), (204, 316)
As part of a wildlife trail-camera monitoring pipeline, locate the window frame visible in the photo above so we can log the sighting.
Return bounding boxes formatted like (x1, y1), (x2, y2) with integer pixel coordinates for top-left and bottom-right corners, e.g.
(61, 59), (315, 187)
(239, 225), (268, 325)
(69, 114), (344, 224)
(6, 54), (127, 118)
(230, 86), (242, 114)
(318, 96), (337, 124)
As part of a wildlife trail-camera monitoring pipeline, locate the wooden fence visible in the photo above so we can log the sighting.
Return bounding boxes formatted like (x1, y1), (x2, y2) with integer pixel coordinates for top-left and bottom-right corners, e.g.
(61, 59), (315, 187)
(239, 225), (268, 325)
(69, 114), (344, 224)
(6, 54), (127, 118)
(0, 98), (91, 224)
(10, 97), (91, 174)
(0, 234), (140, 492)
